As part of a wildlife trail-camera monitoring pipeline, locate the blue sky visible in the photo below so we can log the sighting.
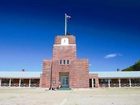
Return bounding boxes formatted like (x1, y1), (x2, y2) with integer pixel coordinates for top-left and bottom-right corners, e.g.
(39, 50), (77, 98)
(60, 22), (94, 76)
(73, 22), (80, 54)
(0, 0), (140, 72)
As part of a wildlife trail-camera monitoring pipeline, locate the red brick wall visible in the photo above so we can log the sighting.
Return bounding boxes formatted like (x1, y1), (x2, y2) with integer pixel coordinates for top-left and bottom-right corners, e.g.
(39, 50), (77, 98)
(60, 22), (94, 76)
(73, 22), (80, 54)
(40, 60), (52, 88)
(53, 45), (76, 61)
(70, 59), (89, 88)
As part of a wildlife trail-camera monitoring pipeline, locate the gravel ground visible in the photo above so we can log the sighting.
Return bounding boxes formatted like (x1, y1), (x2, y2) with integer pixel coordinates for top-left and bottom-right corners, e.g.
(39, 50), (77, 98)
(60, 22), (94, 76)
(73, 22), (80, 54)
(0, 87), (140, 105)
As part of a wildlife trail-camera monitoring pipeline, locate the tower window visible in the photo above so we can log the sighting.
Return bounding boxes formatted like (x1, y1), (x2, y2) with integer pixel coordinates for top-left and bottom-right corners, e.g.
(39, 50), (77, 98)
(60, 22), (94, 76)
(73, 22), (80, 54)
(60, 60), (62, 64)
(63, 60), (66, 64)
(59, 60), (70, 65)
(67, 60), (69, 64)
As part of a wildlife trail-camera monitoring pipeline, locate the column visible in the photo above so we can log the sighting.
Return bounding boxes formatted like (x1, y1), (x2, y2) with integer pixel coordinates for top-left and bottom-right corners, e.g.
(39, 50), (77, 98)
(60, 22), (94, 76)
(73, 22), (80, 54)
(108, 79), (111, 88)
(91, 78), (94, 88)
(29, 79), (31, 87)
(129, 78), (131, 87)
(19, 79), (21, 87)
(118, 79), (121, 87)
(9, 79), (11, 87)
(0, 79), (1, 87)
(95, 78), (99, 88)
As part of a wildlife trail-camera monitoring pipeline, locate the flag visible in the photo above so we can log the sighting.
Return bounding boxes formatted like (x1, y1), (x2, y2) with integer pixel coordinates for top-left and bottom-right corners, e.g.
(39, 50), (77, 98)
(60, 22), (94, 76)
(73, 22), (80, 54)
(65, 13), (71, 19)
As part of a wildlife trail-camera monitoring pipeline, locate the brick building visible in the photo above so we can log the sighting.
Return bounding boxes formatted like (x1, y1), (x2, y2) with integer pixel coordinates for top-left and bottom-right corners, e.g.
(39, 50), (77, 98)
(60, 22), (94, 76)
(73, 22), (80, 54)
(40, 35), (89, 89)
(0, 34), (140, 88)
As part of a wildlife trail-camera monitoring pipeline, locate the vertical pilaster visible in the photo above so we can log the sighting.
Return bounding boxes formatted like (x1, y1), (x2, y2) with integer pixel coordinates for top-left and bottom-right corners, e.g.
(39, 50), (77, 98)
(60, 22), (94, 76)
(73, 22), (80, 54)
(91, 78), (94, 88)
(19, 79), (21, 87)
(95, 78), (99, 88)
(108, 79), (111, 88)
(29, 79), (31, 87)
(118, 79), (121, 87)
(9, 79), (11, 87)
(129, 78), (131, 87)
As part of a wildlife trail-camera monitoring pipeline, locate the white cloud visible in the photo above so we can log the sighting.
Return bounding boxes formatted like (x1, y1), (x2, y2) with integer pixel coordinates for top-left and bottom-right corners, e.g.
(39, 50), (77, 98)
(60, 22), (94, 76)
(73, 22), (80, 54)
(104, 53), (122, 59)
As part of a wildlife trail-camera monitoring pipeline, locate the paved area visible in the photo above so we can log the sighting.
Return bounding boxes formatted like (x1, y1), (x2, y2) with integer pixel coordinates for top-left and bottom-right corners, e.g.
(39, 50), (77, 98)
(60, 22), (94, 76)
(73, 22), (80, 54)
(0, 88), (140, 105)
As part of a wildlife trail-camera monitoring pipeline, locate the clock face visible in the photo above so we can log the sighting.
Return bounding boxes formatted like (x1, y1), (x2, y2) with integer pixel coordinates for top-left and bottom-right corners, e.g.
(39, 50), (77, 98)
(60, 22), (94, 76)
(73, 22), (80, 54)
(61, 38), (69, 45)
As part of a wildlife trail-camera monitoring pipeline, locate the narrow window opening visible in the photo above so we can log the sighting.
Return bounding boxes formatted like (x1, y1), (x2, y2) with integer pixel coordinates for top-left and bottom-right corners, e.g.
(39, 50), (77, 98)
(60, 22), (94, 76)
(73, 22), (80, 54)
(67, 60), (69, 64)
(60, 60), (62, 64)
(63, 60), (66, 64)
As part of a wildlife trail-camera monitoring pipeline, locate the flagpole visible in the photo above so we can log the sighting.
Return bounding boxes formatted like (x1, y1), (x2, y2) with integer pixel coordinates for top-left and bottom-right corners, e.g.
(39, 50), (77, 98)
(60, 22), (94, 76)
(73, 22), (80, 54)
(65, 13), (67, 36)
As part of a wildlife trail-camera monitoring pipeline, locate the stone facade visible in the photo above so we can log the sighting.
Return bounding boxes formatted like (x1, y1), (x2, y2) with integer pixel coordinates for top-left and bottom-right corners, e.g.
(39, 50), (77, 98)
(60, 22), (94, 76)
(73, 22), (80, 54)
(40, 35), (89, 88)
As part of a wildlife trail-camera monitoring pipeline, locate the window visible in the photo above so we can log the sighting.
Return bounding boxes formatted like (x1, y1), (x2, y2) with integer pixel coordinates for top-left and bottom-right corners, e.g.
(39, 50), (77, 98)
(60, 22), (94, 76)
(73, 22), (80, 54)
(60, 60), (70, 65)
(60, 60), (62, 64)
(67, 60), (69, 64)
(63, 60), (66, 64)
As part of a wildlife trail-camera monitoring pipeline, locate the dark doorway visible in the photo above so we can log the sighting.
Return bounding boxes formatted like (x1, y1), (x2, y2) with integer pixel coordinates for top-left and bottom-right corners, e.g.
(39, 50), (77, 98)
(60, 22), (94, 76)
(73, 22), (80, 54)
(59, 72), (69, 88)
(89, 79), (92, 88)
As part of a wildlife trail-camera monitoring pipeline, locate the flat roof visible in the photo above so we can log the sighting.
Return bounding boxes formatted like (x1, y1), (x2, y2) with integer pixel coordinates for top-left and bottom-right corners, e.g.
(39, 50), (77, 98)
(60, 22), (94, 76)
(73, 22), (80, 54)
(0, 71), (41, 78)
(90, 71), (140, 78)
(0, 71), (140, 79)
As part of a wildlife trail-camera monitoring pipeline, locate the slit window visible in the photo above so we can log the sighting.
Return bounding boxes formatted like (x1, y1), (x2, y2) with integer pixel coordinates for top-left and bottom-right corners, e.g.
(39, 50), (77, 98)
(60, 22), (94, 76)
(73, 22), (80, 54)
(63, 60), (66, 64)
(60, 60), (62, 64)
(67, 60), (69, 64)
(60, 60), (70, 65)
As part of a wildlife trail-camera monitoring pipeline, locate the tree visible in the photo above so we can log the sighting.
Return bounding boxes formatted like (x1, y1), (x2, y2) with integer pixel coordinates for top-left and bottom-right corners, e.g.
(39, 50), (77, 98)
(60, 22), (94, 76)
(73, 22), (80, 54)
(122, 60), (140, 71)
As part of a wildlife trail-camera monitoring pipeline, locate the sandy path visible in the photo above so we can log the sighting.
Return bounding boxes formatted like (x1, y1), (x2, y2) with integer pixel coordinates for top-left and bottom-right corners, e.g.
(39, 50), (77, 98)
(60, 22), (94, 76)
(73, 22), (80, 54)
(0, 88), (140, 105)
